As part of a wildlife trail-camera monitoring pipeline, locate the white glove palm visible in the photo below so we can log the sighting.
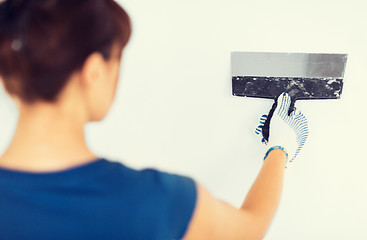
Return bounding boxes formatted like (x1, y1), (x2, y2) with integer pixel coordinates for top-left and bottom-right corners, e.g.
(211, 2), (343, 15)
(255, 92), (309, 166)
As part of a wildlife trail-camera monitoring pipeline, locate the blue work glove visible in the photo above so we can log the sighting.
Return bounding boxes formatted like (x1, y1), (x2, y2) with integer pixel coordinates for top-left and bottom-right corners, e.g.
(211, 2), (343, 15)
(255, 92), (309, 166)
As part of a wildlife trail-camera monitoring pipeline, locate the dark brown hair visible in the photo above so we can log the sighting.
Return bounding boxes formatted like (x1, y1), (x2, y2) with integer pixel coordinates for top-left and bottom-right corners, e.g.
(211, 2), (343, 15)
(0, 0), (132, 104)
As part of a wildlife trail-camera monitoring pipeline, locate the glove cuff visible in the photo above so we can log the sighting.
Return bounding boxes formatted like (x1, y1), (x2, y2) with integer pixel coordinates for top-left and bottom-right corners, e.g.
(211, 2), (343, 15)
(263, 146), (289, 162)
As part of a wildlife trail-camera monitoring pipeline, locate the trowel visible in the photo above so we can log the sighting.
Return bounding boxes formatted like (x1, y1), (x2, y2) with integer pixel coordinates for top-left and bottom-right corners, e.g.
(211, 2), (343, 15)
(231, 51), (348, 141)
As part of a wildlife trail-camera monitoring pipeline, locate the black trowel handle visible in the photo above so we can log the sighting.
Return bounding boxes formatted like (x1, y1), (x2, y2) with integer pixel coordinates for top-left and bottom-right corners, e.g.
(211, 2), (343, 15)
(262, 96), (296, 142)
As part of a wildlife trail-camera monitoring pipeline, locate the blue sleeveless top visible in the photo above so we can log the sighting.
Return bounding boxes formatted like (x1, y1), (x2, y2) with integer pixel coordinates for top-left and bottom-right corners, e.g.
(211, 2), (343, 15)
(0, 158), (197, 240)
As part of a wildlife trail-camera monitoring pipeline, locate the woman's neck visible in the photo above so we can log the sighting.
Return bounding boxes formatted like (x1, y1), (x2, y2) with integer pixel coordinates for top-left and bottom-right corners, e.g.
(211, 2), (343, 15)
(0, 101), (98, 172)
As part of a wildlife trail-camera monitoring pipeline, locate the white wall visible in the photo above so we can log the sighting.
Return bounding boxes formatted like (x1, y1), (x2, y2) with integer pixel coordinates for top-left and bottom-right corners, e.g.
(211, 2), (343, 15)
(1, 0), (366, 239)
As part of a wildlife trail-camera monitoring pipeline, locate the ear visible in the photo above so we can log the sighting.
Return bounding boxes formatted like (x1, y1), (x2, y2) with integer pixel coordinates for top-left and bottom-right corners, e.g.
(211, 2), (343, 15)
(0, 77), (15, 100)
(79, 52), (107, 88)
(0, 77), (4, 90)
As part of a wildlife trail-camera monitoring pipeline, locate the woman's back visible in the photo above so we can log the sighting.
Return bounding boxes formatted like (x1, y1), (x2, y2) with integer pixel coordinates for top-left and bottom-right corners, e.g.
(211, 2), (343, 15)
(0, 158), (196, 239)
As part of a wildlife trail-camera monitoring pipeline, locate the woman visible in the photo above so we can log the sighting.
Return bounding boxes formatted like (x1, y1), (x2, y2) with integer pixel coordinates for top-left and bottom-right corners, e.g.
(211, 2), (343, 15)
(0, 0), (308, 239)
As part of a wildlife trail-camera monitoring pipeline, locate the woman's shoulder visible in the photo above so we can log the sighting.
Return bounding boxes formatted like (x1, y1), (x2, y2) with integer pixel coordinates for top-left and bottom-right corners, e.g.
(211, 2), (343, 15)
(102, 158), (197, 195)
(102, 158), (198, 239)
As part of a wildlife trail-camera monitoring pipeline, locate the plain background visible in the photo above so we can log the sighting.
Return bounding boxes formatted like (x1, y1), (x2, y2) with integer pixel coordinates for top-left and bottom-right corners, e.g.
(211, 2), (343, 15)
(0, 0), (366, 239)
